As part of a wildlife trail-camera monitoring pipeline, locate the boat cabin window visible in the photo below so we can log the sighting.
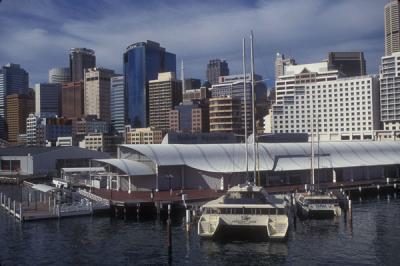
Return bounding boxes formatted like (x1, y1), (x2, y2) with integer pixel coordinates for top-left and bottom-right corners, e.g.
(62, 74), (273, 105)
(305, 199), (338, 205)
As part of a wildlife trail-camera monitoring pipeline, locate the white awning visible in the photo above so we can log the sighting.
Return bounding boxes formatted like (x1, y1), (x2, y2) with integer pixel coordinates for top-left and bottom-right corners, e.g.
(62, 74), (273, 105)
(93, 159), (155, 176)
(32, 184), (57, 193)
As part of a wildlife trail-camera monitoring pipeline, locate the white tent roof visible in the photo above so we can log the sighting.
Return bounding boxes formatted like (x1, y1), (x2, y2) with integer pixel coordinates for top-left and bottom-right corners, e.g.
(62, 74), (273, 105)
(93, 159), (155, 176)
(120, 141), (400, 173)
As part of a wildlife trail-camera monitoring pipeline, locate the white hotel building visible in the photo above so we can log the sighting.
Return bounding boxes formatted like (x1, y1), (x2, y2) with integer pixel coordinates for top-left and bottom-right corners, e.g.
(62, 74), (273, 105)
(270, 61), (380, 141)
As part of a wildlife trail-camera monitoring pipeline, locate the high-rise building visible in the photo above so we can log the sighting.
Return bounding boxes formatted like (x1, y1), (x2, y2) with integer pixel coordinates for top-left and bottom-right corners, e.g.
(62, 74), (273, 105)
(49, 67), (71, 84)
(148, 72), (182, 131)
(26, 114), (45, 146)
(206, 59), (229, 85)
(183, 87), (210, 102)
(272, 59), (380, 140)
(380, 51), (400, 130)
(110, 76), (125, 134)
(385, 0), (400, 56)
(6, 94), (34, 143)
(275, 53), (296, 80)
(61, 81), (84, 118)
(327, 52), (366, 77)
(0, 63), (29, 139)
(170, 100), (209, 133)
(209, 96), (241, 134)
(69, 48), (96, 82)
(34, 83), (61, 118)
(124, 40), (176, 128)
(184, 79), (201, 91)
(84, 68), (116, 122)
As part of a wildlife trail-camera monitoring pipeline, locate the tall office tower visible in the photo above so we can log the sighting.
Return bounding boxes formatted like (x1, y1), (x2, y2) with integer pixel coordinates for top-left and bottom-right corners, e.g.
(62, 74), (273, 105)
(210, 74), (264, 135)
(148, 72), (182, 131)
(184, 79), (201, 91)
(206, 59), (229, 85)
(271, 59), (380, 141)
(26, 114), (45, 146)
(34, 83), (61, 118)
(61, 81), (84, 118)
(385, 0), (400, 56)
(49, 67), (71, 84)
(6, 94), (34, 143)
(209, 96), (241, 134)
(380, 51), (400, 130)
(169, 100), (209, 133)
(0, 63), (29, 139)
(84, 68), (116, 122)
(275, 53), (296, 80)
(69, 48), (96, 81)
(110, 76), (125, 134)
(124, 40), (176, 128)
(327, 52), (366, 77)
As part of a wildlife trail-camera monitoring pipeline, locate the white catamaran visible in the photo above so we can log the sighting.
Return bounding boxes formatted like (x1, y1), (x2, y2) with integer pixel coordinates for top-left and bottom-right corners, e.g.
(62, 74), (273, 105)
(198, 32), (289, 240)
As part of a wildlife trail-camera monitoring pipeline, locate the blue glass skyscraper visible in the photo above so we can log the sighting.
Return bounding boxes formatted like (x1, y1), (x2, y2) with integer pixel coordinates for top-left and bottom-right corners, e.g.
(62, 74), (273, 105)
(123, 41), (176, 128)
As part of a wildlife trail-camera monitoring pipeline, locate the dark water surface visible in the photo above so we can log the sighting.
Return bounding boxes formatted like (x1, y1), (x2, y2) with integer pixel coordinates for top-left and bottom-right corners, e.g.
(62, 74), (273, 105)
(1, 186), (400, 265)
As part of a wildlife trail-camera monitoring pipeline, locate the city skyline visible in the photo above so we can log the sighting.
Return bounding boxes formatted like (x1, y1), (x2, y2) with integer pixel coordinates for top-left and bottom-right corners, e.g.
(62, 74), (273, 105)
(0, 0), (387, 87)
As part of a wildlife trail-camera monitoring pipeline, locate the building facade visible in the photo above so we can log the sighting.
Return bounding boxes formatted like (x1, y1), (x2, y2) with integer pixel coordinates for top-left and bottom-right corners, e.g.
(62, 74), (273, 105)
(206, 59), (229, 85)
(148, 72), (182, 131)
(380, 51), (400, 131)
(6, 94), (34, 143)
(327, 52), (366, 77)
(275, 53), (296, 80)
(49, 67), (71, 84)
(271, 60), (381, 140)
(209, 96), (241, 134)
(123, 40), (176, 128)
(125, 126), (163, 144)
(385, 0), (400, 56)
(169, 100), (209, 133)
(84, 68), (115, 122)
(61, 81), (84, 118)
(34, 83), (61, 118)
(69, 48), (96, 82)
(110, 75), (125, 134)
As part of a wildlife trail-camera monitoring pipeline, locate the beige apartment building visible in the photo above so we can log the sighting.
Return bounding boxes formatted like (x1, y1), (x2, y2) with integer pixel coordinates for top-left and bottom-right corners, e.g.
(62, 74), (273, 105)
(125, 126), (163, 144)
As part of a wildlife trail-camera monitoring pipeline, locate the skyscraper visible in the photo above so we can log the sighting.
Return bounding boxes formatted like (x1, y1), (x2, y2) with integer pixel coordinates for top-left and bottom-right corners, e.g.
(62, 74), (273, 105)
(0, 63), (29, 139)
(6, 93), (34, 143)
(61, 81), (84, 118)
(148, 72), (182, 131)
(110, 75), (125, 134)
(206, 59), (229, 85)
(49, 67), (71, 84)
(34, 83), (61, 118)
(123, 40), (176, 128)
(327, 52), (366, 77)
(385, 0), (400, 56)
(84, 68), (116, 122)
(274, 53), (296, 79)
(69, 48), (96, 81)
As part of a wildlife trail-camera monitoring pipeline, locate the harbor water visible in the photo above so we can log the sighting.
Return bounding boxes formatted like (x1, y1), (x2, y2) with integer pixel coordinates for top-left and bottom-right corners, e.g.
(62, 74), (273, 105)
(1, 186), (400, 265)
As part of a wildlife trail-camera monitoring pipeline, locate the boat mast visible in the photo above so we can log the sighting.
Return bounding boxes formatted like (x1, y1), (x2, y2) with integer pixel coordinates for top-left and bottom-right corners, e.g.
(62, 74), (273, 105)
(311, 88), (315, 188)
(250, 31), (257, 184)
(243, 38), (249, 182)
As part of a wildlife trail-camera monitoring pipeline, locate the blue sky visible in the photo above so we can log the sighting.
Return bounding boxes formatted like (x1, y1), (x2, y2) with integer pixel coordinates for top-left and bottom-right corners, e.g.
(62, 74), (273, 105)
(0, 0), (388, 87)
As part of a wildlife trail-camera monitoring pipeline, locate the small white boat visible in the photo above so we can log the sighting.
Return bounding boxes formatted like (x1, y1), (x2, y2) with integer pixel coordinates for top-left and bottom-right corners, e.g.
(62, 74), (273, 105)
(198, 183), (289, 240)
(296, 192), (341, 218)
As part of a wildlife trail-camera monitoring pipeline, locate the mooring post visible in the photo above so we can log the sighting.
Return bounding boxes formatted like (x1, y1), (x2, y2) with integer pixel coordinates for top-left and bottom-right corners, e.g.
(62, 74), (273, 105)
(19, 202), (22, 220)
(0, 192), (3, 206)
(136, 203), (140, 219)
(348, 199), (352, 223)
(167, 204), (172, 264)
(8, 197), (11, 212)
(13, 200), (16, 216)
(292, 192), (297, 229)
(28, 192), (31, 207)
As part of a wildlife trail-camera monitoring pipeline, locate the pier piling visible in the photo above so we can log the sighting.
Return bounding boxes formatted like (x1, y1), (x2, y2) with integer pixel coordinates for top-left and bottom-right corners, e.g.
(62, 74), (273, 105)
(167, 204), (172, 264)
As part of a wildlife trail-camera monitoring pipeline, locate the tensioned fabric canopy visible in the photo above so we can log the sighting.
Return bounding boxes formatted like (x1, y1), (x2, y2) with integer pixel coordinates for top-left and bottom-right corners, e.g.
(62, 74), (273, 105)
(93, 159), (155, 176)
(120, 141), (400, 173)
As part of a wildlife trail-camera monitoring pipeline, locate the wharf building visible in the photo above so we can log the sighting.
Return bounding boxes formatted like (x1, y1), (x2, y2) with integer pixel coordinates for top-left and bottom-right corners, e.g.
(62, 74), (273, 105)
(124, 40), (176, 128)
(84, 68), (116, 122)
(61, 81), (84, 118)
(110, 76), (125, 134)
(270, 60), (380, 141)
(48, 67), (71, 84)
(209, 96), (242, 134)
(385, 0), (400, 56)
(69, 48), (96, 82)
(148, 72), (182, 131)
(206, 59), (229, 85)
(90, 141), (400, 192)
(34, 83), (61, 118)
(6, 93), (34, 144)
(0, 63), (29, 139)
(380, 51), (400, 131)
